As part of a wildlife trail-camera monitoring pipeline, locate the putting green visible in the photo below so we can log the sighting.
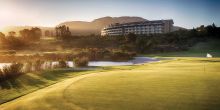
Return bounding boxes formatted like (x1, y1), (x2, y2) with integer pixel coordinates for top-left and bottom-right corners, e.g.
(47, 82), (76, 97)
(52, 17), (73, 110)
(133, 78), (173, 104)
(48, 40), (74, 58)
(1, 58), (220, 110)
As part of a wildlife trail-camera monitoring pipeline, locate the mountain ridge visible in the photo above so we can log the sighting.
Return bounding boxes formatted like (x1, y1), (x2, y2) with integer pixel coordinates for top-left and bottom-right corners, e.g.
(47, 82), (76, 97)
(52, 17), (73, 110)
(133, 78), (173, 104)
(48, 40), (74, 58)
(2, 16), (185, 36)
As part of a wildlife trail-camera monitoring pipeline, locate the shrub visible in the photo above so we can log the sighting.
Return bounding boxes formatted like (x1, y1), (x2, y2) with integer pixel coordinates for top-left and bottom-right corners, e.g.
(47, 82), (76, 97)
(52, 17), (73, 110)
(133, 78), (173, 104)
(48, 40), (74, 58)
(0, 69), (5, 81)
(23, 61), (33, 72)
(74, 57), (89, 67)
(0, 63), (23, 82)
(33, 60), (44, 71)
(58, 60), (68, 68)
(111, 51), (129, 61)
(44, 61), (53, 70)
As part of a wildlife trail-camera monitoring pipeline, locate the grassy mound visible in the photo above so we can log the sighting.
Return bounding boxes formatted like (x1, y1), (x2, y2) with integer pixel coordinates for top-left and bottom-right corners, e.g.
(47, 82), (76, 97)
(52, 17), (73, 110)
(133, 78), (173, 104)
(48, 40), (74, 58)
(0, 69), (99, 104)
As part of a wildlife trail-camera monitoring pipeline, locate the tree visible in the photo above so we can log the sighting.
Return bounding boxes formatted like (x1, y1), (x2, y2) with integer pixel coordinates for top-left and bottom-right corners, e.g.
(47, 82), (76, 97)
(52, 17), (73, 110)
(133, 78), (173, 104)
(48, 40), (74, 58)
(45, 30), (50, 37)
(8, 31), (16, 37)
(134, 36), (157, 53)
(125, 33), (137, 43)
(55, 25), (71, 40)
(0, 32), (6, 44)
(19, 27), (42, 41)
(19, 29), (30, 39)
(31, 27), (42, 41)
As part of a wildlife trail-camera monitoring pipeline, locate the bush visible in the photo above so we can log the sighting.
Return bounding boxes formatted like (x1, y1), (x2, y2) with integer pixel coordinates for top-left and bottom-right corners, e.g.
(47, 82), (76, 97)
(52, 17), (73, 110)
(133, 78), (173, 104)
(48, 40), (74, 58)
(0, 69), (5, 81)
(111, 51), (135, 61)
(23, 61), (33, 72)
(58, 60), (68, 68)
(0, 63), (23, 82)
(33, 60), (44, 71)
(44, 61), (53, 70)
(74, 57), (89, 67)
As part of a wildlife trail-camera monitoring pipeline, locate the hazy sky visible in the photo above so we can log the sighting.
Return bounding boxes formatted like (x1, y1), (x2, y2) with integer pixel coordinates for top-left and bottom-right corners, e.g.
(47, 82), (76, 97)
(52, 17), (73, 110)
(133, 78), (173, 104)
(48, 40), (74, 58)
(0, 0), (220, 29)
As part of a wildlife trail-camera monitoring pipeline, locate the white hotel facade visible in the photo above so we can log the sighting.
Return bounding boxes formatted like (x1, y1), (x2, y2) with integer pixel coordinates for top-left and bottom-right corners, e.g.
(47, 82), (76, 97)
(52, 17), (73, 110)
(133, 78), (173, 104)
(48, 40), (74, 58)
(101, 19), (174, 36)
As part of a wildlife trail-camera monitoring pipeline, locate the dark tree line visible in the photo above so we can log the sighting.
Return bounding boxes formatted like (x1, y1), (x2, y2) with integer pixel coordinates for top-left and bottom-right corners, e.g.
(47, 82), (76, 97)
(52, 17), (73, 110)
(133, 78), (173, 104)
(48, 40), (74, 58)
(0, 23), (219, 52)
(119, 23), (220, 53)
(44, 30), (54, 37)
(55, 25), (71, 40)
(0, 27), (42, 50)
(194, 23), (220, 38)
(19, 27), (42, 41)
(0, 31), (25, 49)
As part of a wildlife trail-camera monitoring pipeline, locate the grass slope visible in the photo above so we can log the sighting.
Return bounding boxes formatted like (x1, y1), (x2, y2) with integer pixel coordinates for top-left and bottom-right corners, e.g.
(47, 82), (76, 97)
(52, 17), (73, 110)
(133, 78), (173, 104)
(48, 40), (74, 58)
(0, 68), (102, 104)
(146, 38), (220, 57)
(1, 58), (220, 110)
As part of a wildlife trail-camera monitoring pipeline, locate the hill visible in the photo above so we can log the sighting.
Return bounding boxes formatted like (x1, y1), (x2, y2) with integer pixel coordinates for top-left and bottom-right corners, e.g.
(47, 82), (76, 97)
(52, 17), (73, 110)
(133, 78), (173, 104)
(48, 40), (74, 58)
(2, 16), (185, 36)
(58, 16), (147, 35)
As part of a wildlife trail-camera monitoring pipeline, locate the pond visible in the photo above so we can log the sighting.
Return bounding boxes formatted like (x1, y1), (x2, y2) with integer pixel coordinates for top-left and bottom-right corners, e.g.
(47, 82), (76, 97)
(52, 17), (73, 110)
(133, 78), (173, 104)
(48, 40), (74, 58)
(0, 57), (159, 70)
(88, 57), (159, 66)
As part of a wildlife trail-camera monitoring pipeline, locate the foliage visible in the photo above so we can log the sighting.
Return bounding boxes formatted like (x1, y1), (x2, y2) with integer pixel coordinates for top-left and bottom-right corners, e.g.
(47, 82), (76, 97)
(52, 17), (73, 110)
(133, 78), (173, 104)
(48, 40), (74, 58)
(0, 27), (42, 50)
(1, 23), (219, 54)
(33, 60), (44, 71)
(55, 25), (71, 41)
(0, 35), (26, 50)
(58, 60), (68, 68)
(23, 61), (33, 73)
(0, 63), (23, 82)
(74, 48), (136, 61)
(74, 56), (89, 67)
(19, 27), (42, 42)
(44, 30), (53, 37)
(111, 51), (135, 61)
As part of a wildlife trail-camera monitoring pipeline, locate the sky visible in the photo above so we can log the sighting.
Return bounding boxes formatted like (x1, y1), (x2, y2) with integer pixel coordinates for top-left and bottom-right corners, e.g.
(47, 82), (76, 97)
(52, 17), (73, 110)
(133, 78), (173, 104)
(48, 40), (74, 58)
(0, 0), (220, 30)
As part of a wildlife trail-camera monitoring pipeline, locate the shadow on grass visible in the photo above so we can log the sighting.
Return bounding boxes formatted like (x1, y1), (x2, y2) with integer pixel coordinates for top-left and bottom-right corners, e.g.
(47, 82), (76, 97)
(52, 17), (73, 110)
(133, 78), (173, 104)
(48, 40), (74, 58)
(0, 74), (46, 89)
(0, 80), (22, 89)
(0, 68), (92, 90)
(198, 59), (220, 63)
(35, 69), (81, 81)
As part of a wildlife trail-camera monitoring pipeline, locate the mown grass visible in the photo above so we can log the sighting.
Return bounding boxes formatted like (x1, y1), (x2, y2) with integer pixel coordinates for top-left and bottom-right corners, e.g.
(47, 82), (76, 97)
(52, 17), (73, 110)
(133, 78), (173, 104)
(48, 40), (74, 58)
(1, 57), (220, 110)
(0, 68), (103, 104)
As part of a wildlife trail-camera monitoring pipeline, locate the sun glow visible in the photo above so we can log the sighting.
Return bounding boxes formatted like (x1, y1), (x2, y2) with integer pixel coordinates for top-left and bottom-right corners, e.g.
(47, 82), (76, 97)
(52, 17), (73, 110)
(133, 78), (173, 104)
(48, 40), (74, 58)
(0, 4), (15, 31)
(0, 2), (40, 31)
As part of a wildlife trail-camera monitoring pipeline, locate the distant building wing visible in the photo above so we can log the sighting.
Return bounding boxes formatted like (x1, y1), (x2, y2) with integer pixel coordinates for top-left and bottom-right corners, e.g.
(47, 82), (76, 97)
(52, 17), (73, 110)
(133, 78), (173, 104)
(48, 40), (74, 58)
(101, 19), (174, 36)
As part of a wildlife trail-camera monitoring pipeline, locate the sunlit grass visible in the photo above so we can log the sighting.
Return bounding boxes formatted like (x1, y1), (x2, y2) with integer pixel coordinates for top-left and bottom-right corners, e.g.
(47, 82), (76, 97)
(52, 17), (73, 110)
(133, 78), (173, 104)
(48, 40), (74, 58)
(0, 68), (102, 104)
(1, 58), (220, 110)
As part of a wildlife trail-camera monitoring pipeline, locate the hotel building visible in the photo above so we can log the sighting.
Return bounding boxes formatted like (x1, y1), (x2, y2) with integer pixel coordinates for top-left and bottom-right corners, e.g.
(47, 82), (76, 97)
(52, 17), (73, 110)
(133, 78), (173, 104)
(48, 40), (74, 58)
(101, 19), (174, 36)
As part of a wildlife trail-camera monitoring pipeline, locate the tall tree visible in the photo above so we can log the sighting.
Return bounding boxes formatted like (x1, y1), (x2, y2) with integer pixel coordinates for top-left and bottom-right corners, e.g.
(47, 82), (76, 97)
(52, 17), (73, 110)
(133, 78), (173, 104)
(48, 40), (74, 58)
(55, 25), (71, 40)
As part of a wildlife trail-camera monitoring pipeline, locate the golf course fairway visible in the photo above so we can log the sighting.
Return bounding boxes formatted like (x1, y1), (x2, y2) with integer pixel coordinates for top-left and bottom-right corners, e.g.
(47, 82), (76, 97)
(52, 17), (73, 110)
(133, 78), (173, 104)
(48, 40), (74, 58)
(1, 58), (220, 110)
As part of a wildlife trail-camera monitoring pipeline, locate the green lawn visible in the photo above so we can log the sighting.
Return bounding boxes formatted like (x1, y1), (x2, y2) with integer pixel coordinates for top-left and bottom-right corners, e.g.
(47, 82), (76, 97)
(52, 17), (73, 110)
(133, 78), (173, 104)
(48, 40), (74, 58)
(0, 68), (104, 104)
(1, 58), (220, 110)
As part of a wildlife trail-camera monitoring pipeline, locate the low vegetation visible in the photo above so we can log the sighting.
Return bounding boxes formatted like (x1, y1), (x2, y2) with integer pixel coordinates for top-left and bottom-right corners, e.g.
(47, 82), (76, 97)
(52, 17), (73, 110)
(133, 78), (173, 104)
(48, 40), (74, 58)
(0, 63), (23, 82)
(74, 57), (89, 67)
(0, 48), (136, 63)
(58, 60), (69, 68)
